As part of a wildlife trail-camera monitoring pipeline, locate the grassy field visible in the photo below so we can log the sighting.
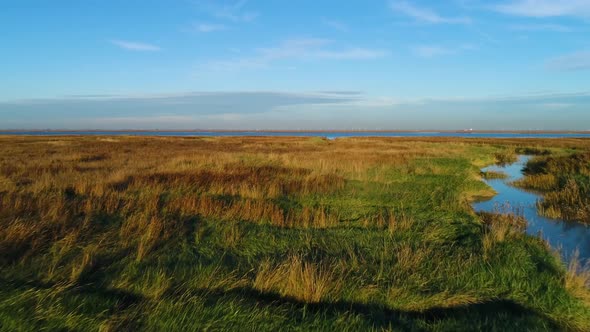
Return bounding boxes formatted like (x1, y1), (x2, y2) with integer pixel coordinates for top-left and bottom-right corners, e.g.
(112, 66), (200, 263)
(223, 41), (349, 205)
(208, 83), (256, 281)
(1, 136), (589, 331)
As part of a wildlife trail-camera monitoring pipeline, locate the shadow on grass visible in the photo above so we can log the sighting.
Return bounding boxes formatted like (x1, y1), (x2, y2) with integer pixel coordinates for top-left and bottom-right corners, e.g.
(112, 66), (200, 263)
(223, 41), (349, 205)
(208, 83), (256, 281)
(189, 287), (560, 330)
(1, 276), (560, 330)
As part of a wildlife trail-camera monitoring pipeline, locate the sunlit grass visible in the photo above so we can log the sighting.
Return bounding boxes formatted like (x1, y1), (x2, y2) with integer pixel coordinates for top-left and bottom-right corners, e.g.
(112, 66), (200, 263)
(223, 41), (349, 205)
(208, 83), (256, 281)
(515, 153), (590, 223)
(0, 136), (589, 330)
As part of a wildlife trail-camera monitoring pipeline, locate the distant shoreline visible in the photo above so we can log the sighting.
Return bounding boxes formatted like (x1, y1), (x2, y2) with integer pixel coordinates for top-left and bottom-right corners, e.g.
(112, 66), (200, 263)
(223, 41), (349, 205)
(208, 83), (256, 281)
(1, 129), (590, 134)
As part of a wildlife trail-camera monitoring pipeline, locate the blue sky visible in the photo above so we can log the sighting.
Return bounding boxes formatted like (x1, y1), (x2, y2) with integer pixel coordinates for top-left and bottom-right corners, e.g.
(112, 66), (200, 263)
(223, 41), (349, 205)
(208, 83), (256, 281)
(1, 0), (590, 130)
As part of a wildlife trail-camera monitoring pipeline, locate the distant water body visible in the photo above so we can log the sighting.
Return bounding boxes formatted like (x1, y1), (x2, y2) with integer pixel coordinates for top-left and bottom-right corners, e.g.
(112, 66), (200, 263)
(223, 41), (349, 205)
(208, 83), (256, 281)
(3, 131), (590, 139)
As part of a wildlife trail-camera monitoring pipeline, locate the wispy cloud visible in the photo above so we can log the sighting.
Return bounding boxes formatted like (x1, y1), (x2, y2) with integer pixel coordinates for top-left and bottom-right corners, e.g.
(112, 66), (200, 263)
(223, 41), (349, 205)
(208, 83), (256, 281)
(412, 44), (476, 58)
(93, 115), (198, 126)
(389, 0), (472, 24)
(193, 23), (227, 32)
(257, 38), (329, 59)
(313, 48), (387, 59)
(493, 0), (590, 18)
(546, 51), (590, 71)
(508, 23), (572, 32)
(0, 91), (358, 129)
(3, 91), (590, 130)
(205, 58), (268, 71)
(256, 39), (386, 60)
(197, 0), (258, 22)
(412, 45), (452, 58)
(205, 38), (388, 71)
(110, 40), (161, 51)
(536, 102), (574, 110)
(322, 18), (349, 32)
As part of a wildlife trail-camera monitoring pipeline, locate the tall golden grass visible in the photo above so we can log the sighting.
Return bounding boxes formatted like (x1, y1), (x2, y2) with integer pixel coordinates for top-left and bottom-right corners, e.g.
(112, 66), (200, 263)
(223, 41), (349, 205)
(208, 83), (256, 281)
(1, 135), (589, 267)
(254, 255), (342, 303)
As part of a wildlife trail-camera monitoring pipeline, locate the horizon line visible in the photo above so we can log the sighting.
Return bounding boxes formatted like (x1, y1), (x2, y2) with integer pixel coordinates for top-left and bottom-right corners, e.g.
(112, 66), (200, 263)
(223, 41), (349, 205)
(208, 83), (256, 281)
(1, 129), (590, 134)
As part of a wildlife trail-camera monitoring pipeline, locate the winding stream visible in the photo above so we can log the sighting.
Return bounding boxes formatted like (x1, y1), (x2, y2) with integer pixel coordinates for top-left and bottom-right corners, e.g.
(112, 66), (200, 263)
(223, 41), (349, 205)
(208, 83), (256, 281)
(473, 155), (590, 266)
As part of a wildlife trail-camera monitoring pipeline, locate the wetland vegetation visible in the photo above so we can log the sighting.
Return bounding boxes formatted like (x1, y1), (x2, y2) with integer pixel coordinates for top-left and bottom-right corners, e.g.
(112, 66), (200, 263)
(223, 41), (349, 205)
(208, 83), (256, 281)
(515, 153), (590, 223)
(0, 136), (589, 331)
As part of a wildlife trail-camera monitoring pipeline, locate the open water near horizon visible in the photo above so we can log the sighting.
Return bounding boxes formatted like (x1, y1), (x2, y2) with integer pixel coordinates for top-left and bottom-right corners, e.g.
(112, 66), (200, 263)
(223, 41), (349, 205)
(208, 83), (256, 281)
(2, 131), (590, 139)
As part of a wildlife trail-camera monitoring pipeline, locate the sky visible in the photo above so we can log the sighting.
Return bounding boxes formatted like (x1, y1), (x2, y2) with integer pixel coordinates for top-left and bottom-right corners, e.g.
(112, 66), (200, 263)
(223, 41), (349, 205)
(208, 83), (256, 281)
(1, 0), (590, 130)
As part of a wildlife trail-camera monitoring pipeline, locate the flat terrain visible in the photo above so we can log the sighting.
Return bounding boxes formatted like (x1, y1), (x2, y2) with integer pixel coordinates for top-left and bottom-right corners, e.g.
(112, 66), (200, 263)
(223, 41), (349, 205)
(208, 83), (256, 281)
(0, 136), (589, 331)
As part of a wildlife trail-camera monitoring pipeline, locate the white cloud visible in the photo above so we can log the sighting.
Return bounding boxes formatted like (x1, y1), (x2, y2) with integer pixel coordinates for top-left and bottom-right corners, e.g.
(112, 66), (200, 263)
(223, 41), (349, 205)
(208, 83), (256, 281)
(257, 39), (386, 60)
(546, 51), (590, 71)
(204, 38), (388, 71)
(194, 23), (227, 32)
(389, 0), (472, 24)
(494, 0), (590, 17)
(110, 40), (161, 51)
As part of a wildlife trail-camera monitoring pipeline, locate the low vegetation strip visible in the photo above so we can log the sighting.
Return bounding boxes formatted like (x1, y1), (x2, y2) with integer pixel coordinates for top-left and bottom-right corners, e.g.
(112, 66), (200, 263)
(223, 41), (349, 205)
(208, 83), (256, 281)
(0, 136), (589, 331)
(480, 170), (508, 180)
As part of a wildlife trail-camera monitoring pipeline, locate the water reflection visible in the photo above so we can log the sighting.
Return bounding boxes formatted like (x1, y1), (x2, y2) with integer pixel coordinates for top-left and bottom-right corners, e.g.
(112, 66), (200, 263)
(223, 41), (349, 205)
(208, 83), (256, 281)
(473, 155), (590, 266)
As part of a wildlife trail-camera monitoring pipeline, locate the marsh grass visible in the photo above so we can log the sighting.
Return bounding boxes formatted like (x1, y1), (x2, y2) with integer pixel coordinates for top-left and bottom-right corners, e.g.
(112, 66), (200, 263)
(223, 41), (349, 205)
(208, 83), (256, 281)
(69, 244), (97, 284)
(478, 211), (527, 258)
(513, 173), (558, 190)
(481, 170), (508, 179)
(515, 153), (590, 223)
(254, 255), (342, 303)
(0, 136), (589, 330)
(494, 150), (518, 165)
